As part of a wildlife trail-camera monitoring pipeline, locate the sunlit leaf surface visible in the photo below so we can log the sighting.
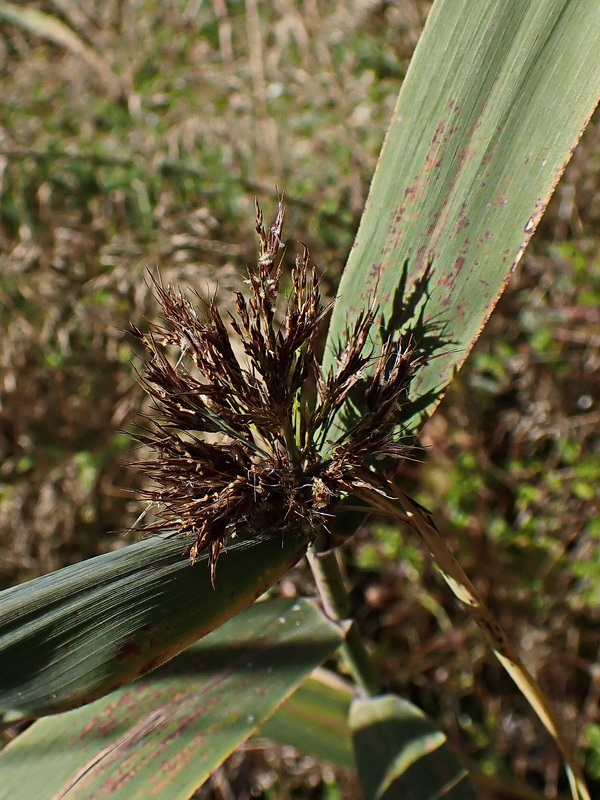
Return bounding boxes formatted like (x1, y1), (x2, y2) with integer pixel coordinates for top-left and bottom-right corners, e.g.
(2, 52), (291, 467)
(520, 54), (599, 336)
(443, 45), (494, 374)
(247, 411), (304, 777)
(324, 0), (600, 436)
(0, 532), (307, 718)
(0, 598), (342, 800)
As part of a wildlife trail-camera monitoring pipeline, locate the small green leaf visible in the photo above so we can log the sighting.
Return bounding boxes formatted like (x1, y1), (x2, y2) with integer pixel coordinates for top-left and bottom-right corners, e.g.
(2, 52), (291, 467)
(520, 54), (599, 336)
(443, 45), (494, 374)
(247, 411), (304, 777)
(350, 695), (480, 800)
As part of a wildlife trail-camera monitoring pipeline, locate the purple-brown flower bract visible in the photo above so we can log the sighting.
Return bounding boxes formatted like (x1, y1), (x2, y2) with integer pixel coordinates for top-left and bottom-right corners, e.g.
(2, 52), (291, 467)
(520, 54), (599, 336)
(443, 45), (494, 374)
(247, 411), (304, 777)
(132, 200), (421, 585)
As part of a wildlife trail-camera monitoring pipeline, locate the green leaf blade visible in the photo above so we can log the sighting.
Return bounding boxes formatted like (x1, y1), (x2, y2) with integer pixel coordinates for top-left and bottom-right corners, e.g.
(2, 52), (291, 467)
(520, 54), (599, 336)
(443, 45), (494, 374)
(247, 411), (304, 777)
(0, 598), (343, 800)
(324, 0), (600, 432)
(350, 695), (481, 800)
(259, 668), (355, 770)
(0, 532), (308, 718)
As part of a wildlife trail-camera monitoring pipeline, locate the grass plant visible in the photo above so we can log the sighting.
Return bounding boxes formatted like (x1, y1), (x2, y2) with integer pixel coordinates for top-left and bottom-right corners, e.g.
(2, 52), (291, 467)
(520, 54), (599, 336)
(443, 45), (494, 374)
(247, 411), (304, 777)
(0, 2), (599, 798)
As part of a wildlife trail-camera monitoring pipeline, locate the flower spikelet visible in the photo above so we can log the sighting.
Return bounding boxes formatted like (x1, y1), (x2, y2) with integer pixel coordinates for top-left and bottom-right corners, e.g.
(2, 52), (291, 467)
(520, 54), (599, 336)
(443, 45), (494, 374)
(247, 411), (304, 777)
(133, 199), (422, 585)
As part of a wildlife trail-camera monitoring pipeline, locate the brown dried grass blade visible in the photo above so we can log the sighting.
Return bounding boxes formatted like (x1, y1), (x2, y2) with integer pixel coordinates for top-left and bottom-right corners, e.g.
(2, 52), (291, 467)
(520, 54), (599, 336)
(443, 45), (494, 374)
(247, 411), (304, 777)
(358, 484), (591, 800)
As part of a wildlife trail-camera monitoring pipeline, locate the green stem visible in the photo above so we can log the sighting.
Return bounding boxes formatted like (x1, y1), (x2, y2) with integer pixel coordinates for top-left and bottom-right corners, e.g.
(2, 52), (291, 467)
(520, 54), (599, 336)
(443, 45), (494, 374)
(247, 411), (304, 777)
(282, 415), (302, 467)
(306, 545), (379, 697)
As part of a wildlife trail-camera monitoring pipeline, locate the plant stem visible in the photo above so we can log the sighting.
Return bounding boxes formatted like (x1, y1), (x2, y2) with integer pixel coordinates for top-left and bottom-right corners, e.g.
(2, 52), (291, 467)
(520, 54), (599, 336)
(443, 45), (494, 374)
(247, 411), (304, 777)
(306, 545), (379, 697)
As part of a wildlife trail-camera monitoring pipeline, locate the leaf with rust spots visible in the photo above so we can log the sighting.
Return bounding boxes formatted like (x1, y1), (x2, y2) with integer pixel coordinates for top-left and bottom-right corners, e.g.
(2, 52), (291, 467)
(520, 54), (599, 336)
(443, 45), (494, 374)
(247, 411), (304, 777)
(0, 599), (343, 800)
(323, 0), (600, 436)
(0, 530), (308, 718)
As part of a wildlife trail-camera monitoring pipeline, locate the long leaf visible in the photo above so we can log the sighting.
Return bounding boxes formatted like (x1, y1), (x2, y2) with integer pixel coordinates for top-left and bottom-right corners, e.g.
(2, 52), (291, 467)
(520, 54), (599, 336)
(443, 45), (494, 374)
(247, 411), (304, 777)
(323, 0), (600, 434)
(319, 1), (600, 796)
(258, 668), (355, 770)
(0, 531), (307, 719)
(0, 598), (342, 800)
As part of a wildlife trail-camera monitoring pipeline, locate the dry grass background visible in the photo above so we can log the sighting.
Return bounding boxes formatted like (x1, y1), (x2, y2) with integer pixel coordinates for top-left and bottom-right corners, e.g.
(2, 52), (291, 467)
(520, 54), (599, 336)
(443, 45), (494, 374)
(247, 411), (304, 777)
(0, 2), (599, 798)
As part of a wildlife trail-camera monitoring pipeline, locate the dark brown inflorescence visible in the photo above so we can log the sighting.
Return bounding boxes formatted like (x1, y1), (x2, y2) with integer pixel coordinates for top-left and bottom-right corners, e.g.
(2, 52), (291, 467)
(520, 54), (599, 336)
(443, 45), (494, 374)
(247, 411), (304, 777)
(132, 199), (421, 585)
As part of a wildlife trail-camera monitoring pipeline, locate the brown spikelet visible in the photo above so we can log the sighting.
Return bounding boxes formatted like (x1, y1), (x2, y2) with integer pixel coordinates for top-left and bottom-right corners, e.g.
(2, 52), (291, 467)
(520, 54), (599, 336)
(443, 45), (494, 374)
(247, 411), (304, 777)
(133, 197), (424, 584)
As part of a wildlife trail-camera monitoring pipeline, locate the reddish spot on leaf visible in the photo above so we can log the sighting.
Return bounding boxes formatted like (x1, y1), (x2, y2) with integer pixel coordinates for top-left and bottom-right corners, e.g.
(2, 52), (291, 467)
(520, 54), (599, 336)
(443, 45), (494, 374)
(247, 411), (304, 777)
(138, 656), (162, 676)
(432, 121), (446, 145)
(455, 216), (470, 235)
(424, 155), (442, 172)
(115, 639), (144, 662)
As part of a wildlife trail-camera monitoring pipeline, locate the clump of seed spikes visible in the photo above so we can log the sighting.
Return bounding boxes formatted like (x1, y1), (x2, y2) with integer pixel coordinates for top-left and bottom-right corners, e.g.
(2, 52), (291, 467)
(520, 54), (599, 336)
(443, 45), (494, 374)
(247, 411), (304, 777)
(132, 199), (420, 585)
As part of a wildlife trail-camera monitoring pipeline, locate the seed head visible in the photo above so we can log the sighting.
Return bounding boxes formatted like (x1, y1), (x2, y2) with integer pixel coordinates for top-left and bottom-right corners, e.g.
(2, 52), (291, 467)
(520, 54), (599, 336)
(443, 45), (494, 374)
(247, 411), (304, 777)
(133, 199), (422, 585)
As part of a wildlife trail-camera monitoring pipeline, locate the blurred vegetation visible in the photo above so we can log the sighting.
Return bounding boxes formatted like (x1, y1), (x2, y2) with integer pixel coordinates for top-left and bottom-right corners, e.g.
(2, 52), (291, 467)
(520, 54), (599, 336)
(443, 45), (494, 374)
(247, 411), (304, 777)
(0, 1), (598, 798)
